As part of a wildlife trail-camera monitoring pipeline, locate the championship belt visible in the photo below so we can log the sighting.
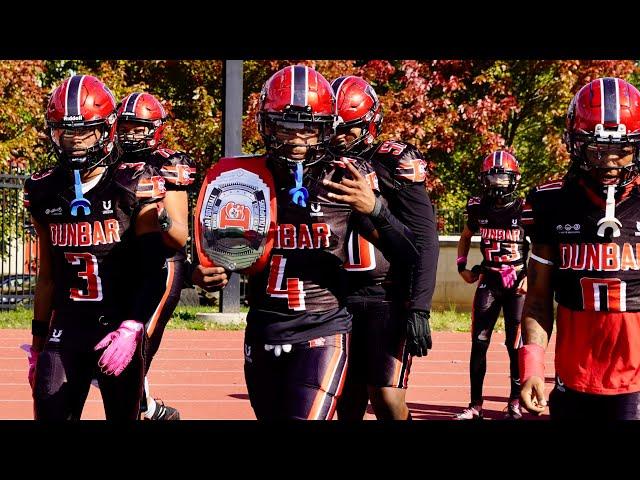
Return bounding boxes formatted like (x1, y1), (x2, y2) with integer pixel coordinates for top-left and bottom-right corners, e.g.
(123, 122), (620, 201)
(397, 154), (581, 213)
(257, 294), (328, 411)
(194, 156), (276, 275)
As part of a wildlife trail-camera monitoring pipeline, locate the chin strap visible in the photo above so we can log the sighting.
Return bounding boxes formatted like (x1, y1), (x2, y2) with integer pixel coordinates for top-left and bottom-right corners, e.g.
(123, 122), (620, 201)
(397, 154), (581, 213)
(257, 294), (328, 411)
(70, 169), (91, 216)
(597, 184), (621, 238)
(288, 162), (309, 208)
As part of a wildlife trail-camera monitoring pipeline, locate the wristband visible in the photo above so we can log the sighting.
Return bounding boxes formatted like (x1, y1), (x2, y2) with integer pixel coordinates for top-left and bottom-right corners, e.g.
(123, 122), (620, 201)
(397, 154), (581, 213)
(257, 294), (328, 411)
(31, 319), (49, 338)
(518, 344), (545, 384)
(456, 255), (467, 273)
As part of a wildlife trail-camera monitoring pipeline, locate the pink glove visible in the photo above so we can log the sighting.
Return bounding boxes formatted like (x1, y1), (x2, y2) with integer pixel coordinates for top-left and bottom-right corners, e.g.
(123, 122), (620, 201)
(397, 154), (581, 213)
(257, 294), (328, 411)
(27, 346), (39, 388)
(94, 320), (144, 376)
(499, 265), (518, 289)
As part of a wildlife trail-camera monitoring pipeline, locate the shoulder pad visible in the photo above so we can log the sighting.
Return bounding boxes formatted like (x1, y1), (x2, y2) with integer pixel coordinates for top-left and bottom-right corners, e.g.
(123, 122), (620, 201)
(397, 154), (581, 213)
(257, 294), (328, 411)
(24, 167), (63, 209)
(467, 196), (482, 207)
(374, 141), (427, 183)
(535, 180), (564, 192)
(152, 149), (196, 187)
(115, 162), (166, 200)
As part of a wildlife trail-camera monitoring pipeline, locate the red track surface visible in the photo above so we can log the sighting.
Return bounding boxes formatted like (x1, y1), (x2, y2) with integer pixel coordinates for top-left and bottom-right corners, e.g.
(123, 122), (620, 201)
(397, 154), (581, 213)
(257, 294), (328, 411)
(0, 329), (554, 420)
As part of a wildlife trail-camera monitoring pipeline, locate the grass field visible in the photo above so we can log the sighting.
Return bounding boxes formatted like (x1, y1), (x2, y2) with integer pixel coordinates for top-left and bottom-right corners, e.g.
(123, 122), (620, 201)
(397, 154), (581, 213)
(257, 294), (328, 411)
(0, 305), (498, 332)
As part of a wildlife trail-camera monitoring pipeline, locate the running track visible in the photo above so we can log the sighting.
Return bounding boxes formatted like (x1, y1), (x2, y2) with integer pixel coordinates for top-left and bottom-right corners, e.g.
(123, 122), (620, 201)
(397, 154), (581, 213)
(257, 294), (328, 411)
(0, 330), (554, 420)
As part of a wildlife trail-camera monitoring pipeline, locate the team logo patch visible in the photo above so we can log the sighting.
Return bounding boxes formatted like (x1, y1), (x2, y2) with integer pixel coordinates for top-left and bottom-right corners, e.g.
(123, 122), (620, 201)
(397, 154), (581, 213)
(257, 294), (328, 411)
(49, 329), (63, 343)
(102, 200), (113, 215)
(45, 207), (63, 216)
(308, 337), (326, 348)
(310, 202), (323, 217)
(198, 168), (272, 271)
(556, 223), (581, 234)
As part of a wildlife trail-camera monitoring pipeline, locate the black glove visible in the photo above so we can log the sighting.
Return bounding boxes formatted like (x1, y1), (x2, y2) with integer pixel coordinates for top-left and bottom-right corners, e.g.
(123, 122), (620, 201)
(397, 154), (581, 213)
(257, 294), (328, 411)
(407, 310), (432, 357)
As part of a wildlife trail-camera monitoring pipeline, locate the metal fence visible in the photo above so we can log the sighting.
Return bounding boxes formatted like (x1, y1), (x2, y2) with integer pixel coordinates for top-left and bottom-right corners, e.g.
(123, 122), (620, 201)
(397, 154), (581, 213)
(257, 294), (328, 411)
(435, 207), (466, 235)
(0, 169), (38, 310)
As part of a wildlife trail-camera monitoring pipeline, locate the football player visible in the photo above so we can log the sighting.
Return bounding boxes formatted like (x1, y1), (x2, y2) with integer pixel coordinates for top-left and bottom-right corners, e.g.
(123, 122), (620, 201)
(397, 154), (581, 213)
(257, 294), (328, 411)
(192, 65), (418, 420)
(454, 151), (528, 420)
(329, 76), (439, 420)
(116, 92), (196, 420)
(25, 75), (166, 420)
(521, 77), (640, 420)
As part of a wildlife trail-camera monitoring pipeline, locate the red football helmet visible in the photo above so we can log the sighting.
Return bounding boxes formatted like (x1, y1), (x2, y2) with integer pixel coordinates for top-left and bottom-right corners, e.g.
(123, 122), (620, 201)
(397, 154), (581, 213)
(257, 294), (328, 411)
(564, 77), (640, 186)
(46, 75), (118, 171)
(478, 150), (521, 201)
(257, 65), (338, 166)
(331, 76), (383, 153)
(116, 92), (168, 153)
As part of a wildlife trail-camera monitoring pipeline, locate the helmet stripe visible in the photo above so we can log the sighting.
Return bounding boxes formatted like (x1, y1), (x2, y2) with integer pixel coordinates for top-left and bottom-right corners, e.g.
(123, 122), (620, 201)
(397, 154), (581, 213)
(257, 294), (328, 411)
(615, 77), (621, 124)
(603, 77), (618, 124)
(132, 93), (143, 116)
(293, 65), (307, 107)
(331, 76), (349, 115)
(66, 75), (84, 118)
(124, 92), (141, 114)
(497, 151), (503, 167)
(289, 66), (295, 106)
(331, 76), (347, 95)
(600, 78), (605, 125)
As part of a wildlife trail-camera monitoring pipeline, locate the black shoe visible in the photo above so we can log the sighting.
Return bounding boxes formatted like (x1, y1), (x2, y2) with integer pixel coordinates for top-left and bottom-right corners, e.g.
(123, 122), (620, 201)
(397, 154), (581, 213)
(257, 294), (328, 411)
(144, 399), (181, 420)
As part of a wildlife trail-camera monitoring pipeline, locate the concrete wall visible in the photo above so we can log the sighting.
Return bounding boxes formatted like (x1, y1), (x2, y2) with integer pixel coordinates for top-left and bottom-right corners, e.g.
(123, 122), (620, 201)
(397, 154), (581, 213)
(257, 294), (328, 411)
(432, 235), (482, 312)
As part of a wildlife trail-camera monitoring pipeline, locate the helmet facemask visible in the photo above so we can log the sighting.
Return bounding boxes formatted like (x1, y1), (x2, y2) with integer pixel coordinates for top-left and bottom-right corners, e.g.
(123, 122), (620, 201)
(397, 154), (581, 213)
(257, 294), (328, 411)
(567, 125), (640, 189)
(116, 117), (165, 153)
(331, 109), (382, 155)
(479, 169), (519, 203)
(259, 106), (337, 168)
(48, 114), (117, 172)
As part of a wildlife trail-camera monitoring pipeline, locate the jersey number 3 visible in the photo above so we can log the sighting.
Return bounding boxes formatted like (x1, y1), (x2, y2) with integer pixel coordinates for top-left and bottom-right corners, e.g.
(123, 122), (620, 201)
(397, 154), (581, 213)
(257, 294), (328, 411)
(64, 252), (103, 302)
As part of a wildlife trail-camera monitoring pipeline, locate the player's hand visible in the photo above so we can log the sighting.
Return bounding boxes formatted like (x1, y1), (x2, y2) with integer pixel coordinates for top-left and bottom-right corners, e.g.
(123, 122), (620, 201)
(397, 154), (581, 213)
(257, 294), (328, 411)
(516, 275), (528, 295)
(459, 269), (479, 284)
(407, 310), (432, 357)
(192, 265), (229, 291)
(94, 320), (144, 376)
(499, 265), (518, 289)
(520, 376), (547, 415)
(323, 160), (376, 214)
(27, 346), (40, 389)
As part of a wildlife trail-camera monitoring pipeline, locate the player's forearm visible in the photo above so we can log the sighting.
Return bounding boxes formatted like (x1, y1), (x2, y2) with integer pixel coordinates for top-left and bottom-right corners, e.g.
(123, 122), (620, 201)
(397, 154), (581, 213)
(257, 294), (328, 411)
(159, 191), (189, 249)
(367, 198), (419, 264)
(32, 277), (54, 351)
(457, 230), (473, 258)
(521, 252), (555, 348)
(390, 185), (439, 311)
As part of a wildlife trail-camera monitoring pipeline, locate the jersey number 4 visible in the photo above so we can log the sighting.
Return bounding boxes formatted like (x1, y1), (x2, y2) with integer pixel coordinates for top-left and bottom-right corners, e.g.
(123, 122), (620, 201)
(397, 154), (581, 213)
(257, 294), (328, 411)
(580, 277), (626, 312)
(266, 255), (306, 311)
(64, 252), (103, 302)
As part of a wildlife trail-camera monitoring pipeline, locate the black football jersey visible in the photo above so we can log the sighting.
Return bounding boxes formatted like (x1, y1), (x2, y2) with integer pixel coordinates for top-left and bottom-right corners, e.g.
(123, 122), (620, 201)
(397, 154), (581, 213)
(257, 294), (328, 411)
(24, 163), (166, 344)
(465, 196), (529, 273)
(344, 140), (438, 311)
(245, 155), (382, 344)
(122, 148), (196, 262)
(523, 178), (640, 312)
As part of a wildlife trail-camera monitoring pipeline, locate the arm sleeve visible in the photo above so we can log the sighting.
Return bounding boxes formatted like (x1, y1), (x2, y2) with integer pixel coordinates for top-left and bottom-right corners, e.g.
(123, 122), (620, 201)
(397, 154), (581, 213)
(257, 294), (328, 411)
(128, 232), (169, 327)
(158, 151), (196, 191)
(464, 197), (480, 232)
(522, 187), (554, 245)
(356, 195), (419, 266)
(388, 182), (439, 312)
